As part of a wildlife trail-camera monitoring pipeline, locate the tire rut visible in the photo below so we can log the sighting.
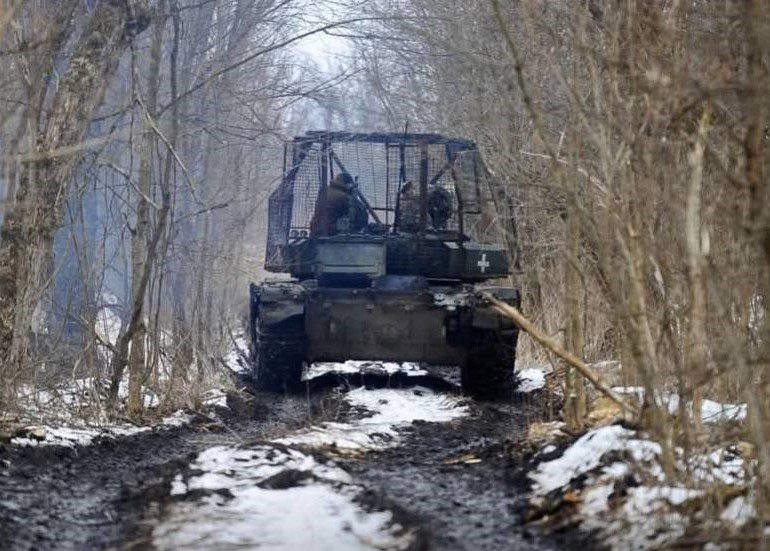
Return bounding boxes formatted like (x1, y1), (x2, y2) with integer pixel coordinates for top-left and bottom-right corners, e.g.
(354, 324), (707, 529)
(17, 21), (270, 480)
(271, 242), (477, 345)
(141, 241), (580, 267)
(0, 378), (570, 550)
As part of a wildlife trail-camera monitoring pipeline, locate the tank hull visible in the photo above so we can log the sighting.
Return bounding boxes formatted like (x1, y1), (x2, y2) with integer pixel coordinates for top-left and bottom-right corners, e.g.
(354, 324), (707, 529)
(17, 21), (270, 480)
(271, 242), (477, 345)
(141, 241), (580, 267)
(250, 279), (520, 397)
(305, 287), (466, 365)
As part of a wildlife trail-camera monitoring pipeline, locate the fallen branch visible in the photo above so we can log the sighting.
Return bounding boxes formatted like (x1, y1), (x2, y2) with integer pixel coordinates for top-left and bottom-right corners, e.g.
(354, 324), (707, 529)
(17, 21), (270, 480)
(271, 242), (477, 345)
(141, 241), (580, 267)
(481, 292), (639, 416)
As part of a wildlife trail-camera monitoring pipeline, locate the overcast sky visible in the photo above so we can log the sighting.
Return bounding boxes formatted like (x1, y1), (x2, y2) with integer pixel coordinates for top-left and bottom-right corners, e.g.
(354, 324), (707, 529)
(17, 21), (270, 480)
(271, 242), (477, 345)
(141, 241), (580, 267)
(293, 3), (352, 72)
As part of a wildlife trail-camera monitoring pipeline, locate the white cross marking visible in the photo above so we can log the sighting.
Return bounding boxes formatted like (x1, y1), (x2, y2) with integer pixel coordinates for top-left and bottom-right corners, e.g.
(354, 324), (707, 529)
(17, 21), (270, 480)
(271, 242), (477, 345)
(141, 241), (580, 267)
(477, 253), (490, 273)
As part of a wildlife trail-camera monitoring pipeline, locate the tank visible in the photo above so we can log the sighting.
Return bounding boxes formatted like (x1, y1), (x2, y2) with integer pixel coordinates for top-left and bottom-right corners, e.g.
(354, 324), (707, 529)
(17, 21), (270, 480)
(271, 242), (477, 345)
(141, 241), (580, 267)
(249, 131), (521, 398)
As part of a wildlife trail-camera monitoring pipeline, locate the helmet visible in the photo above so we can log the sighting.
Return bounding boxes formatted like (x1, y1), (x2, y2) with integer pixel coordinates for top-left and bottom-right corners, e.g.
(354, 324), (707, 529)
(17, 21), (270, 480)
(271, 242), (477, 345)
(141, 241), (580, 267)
(330, 172), (354, 190)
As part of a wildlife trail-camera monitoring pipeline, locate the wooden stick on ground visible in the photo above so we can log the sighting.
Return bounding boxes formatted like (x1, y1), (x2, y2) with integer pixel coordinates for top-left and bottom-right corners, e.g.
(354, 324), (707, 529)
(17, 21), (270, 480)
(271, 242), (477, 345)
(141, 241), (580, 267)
(481, 292), (639, 416)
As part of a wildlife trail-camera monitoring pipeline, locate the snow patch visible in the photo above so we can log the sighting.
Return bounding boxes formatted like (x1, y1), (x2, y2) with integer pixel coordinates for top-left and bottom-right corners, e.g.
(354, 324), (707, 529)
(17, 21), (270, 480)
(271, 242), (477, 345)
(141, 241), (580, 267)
(11, 410), (194, 447)
(527, 424), (756, 549)
(720, 495), (755, 527)
(161, 410), (196, 428)
(686, 448), (747, 486)
(303, 360), (428, 381)
(277, 387), (468, 451)
(529, 425), (662, 495)
(11, 424), (149, 447)
(613, 387), (747, 424)
(517, 367), (547, 393)
(202, 389), (228, 409)
(155, 385), (470, 549)
(170, 445), (352, 495)
(700, 400), (747, 423)
(17, 376), (160, 424)
(623, 486), (703, 516)
(224, 336), (250, 374)
(580, 483), (613, 515)
(155, 445), (412, 550)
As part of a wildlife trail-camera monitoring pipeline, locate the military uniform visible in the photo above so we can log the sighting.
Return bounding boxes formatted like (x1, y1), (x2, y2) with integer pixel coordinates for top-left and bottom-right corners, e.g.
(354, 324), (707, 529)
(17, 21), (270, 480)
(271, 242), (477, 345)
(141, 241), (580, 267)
(397, 181), (421, 233)
(397, 182), (453, 232)
(428, 186), (453, 229)
(311, 173), (368, 236)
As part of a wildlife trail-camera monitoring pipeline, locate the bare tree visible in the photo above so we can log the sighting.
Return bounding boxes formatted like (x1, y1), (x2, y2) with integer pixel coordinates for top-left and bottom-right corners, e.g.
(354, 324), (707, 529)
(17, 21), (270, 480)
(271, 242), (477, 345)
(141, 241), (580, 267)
(0, 0), (150, 408)
(349, 0), (770, 516)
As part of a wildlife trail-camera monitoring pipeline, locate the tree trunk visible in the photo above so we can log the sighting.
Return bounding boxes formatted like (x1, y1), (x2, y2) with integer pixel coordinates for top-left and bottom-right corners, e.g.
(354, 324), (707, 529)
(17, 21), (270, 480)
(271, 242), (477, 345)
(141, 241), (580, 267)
(109, 4), (173, 409)
(0, 0), (149, 407)
(127, 7), (165, 415)
(685, 106), (711, 434)
(742, 0), (770, 518)
(564, 196), (586, 431)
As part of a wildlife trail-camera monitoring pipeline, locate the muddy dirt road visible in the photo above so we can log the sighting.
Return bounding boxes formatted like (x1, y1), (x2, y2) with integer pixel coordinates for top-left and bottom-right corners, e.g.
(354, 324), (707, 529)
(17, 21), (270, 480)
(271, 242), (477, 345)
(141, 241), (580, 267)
(0, 369), (562, 550)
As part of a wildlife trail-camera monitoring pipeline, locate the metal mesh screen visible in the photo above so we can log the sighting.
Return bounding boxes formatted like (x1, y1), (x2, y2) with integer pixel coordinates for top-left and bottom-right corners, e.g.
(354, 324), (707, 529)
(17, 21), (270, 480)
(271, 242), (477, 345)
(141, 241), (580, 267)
(289, 145), (322, 231)
(454, 150), (482, 213)
(266, 134), (486, 267)
(383, 143), (468, 231)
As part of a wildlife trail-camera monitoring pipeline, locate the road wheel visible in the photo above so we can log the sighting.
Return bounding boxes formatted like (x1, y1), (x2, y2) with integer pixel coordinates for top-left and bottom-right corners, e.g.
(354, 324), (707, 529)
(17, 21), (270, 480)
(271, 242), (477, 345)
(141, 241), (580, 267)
(461, 328), (518, 399)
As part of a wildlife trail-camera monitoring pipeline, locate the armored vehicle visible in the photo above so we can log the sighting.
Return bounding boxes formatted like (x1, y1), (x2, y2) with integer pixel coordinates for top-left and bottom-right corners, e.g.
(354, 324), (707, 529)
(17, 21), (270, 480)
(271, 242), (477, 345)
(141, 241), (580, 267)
(250, 131), (521, 398)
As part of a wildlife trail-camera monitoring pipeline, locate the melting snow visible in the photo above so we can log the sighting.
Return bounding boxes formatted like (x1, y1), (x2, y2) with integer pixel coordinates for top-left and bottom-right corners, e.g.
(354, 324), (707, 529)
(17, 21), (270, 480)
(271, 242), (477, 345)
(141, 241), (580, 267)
(161, 410), (196, 428)
(613, 387), (747, 424)
(529, 425), (662, 495)
(517, 367), (548, 393)
(155, 384), (467, 550)
(10, 410), (194, 447)
(202, 389), (228, 408)
(169, 445), (352, 496)
(224, 336), (250, 374)
(623, 486), (703, 515)
(686, 448), (747, 485)
(153, 445), (412, 551)
(580, 483), (614, 515)
(700, 400), (747, 423)
(528, 423), (755, 549)
(277, 387), (468, 451)
(720, 495), (755, 527)
(11, 424), (149, 447)
(156, 446), (411, 551)
(303, 360), (428, 381)
(17, 376), (160, 422)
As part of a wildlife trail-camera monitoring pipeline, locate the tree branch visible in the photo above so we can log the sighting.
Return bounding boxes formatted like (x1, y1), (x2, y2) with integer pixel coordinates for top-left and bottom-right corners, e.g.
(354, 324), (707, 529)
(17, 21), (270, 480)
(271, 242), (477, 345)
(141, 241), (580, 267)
(481, 292), (639, 416)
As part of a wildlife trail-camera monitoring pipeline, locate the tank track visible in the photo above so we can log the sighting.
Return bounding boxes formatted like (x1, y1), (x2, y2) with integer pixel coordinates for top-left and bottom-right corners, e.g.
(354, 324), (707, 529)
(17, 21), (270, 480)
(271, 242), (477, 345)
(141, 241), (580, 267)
(254, 316), (305, 392)
(460, 328), (519, 399)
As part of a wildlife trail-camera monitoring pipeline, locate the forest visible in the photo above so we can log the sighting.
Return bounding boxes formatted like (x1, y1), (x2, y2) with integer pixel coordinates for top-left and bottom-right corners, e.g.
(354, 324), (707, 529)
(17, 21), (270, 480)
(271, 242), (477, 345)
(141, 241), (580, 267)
(0, 1), (768, 549)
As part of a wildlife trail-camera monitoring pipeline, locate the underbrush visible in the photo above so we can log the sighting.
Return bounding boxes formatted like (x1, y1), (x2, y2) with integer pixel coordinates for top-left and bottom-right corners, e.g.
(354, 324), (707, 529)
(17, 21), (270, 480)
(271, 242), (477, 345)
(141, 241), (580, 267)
(515, 365), (764, 550)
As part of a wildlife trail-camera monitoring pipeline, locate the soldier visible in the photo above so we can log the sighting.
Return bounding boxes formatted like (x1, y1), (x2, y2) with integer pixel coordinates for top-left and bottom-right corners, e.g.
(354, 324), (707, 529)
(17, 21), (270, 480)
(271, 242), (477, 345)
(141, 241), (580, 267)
(396, 181), (421, 233)
(311, 172), (368, 236)
(397, 181), (453, 232)
(428, 185), (453, 229)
